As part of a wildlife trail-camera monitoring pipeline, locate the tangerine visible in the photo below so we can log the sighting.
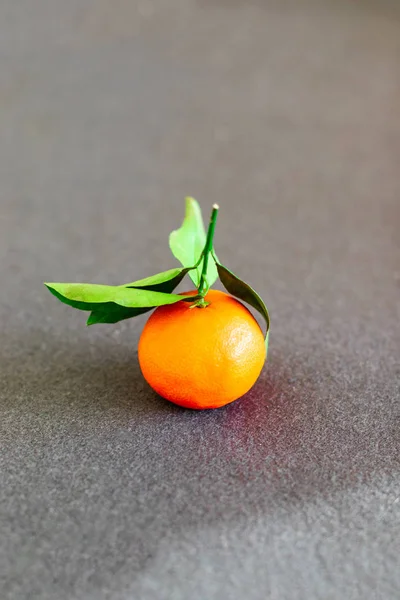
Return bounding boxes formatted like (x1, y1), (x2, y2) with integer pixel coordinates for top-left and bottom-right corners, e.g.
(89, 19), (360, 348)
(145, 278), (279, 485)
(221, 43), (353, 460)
(138, 289), (266, 409)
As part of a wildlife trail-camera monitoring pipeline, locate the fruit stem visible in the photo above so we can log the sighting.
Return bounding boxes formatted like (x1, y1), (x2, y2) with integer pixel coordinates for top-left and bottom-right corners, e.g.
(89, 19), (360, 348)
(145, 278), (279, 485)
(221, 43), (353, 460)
(198, 203), (219, 299)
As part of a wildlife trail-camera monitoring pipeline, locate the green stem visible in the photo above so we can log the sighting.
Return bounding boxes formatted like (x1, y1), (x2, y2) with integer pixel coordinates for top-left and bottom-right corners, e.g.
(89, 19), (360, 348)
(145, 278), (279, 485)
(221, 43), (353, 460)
(198, 204), (219, 298)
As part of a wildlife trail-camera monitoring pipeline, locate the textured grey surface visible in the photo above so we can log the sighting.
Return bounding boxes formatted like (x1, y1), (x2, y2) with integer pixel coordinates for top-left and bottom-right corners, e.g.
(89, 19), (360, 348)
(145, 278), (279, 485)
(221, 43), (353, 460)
(1, 1), (400, 599)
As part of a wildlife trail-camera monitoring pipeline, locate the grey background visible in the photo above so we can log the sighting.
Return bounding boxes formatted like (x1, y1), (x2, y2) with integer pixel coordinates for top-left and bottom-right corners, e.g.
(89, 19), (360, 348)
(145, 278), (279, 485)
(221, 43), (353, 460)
(1, 1), (399, 599)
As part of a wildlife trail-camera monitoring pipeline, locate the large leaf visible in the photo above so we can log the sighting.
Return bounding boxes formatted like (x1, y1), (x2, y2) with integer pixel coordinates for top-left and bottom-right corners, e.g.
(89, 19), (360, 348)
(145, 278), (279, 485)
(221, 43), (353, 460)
(169, 197), (218, 288)
(45, 266), (200, 326)
(215, 262), (270, 355)
(45, 282), (198, 319)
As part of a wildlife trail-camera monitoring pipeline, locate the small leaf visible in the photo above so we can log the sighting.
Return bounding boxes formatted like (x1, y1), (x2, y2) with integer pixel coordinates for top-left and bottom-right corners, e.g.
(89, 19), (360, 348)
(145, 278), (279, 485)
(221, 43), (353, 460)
(87, 305), (152, 326)
(214, 262), (270, 354)
(169, 197), (218, 288)
(125, 267), (192, 294)
(45, 283), (198, 311)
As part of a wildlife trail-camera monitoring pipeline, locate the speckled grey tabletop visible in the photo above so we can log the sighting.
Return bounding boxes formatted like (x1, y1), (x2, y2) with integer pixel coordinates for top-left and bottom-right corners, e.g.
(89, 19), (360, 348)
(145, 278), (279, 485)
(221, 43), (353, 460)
(1, 1), (399, 599)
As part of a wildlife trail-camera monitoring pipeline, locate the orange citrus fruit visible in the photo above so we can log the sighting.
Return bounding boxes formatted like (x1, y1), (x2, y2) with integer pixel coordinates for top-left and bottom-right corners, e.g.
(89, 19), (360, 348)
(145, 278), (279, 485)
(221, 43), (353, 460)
(138, 289), (266, 409)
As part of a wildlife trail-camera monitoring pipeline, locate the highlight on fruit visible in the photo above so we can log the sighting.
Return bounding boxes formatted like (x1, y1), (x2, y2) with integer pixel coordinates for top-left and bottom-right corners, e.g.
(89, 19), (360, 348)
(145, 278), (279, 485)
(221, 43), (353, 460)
(45, 198), (270, 409)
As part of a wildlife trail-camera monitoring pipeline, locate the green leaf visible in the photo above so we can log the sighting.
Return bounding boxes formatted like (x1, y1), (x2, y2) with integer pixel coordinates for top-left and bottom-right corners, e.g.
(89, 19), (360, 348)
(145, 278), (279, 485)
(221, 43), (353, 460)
(169, 197), (218, 288)
(87, 305), (152, 326)
(45, 282), (199, 320)
(86, 267), (195, 326)
(87, 268), (197, 325)
(214, 262), (270, 355)
(125, 267), (192, 294)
